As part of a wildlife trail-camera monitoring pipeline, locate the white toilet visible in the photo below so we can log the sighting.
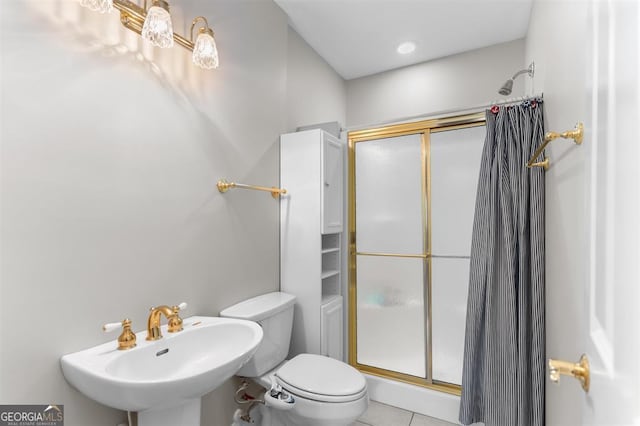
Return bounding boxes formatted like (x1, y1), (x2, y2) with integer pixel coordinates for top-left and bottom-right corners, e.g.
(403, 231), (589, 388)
(220, 292), (369, 426)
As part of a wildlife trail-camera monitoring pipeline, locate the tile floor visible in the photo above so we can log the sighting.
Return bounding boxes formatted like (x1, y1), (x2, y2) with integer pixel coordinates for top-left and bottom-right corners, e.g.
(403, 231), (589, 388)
(354, 400), (458, 426)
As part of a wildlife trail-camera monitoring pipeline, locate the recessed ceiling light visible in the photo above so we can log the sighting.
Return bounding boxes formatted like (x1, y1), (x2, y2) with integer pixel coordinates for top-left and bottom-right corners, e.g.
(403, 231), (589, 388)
(397, 41), (416, 55)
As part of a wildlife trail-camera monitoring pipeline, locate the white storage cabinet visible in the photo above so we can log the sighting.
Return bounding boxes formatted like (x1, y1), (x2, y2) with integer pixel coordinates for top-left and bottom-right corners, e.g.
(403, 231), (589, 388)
(280, 129), (344, 359)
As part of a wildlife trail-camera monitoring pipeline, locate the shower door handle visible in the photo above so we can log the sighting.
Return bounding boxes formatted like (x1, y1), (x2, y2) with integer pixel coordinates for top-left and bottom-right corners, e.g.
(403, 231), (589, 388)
(548, 354), (590, 392)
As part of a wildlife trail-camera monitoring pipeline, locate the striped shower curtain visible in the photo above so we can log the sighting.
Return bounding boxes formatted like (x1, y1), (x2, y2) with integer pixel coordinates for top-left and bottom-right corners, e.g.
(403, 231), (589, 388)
(459, 101), (545, 426)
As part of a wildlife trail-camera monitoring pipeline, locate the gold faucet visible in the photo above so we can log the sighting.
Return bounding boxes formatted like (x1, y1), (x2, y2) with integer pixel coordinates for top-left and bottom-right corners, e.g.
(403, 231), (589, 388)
(103, 318), (137, 350)
(146, 302), (187, 341)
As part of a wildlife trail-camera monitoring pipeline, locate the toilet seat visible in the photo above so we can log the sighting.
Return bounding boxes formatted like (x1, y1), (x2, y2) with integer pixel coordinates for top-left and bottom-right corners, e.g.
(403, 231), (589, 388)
(275, 354), (367, 403)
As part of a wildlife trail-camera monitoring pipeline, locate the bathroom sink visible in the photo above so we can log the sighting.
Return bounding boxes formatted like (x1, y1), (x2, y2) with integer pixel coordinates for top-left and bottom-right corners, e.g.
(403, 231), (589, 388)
(61, 316), (263, 425)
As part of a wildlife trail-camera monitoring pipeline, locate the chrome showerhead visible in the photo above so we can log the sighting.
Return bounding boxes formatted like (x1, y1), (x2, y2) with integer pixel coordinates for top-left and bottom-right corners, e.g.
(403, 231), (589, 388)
(499, 79), (514, 95)
(498, 62), (535, 95)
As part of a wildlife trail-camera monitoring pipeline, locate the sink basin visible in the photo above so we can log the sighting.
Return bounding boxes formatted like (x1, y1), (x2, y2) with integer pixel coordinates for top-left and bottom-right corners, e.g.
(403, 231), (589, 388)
(61, 316), (263, 426)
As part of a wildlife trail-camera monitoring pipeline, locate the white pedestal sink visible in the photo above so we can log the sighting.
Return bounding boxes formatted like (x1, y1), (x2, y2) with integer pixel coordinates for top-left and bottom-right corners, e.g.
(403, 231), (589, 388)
(137, 399), (201, 426)
(61, 316), (263, 426)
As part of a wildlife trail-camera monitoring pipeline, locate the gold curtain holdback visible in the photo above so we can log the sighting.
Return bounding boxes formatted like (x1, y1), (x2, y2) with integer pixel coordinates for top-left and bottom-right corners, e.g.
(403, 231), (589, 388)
(548, 354), (590, 392)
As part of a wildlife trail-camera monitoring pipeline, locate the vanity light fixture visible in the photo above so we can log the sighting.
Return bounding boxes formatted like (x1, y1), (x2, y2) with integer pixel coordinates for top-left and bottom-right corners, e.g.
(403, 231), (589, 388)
(81, 0), (113, 14)
(191, 16), (219, 69)
(141, 0), (174, 48)
(80, 0), (220, 69)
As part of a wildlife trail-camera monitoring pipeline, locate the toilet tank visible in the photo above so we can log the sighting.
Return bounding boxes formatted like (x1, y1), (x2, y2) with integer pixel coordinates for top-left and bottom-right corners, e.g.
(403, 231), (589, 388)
(220, 292), (296, 377)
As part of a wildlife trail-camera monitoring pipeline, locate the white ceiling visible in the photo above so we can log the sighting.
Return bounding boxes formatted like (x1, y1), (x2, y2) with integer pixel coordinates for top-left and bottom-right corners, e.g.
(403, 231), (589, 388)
(274, 0), (533, 80)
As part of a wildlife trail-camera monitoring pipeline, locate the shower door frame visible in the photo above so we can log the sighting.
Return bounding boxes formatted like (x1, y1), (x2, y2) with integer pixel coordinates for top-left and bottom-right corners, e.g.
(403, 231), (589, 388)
(347, 112), (485, 396)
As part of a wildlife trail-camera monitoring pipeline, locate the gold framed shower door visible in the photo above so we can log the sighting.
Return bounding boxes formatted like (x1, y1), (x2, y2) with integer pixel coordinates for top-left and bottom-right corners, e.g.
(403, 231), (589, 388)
(347, 112), (486, 396)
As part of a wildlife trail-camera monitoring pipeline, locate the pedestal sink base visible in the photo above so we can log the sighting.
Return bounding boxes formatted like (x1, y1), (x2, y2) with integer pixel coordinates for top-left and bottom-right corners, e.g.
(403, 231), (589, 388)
(138, 398), (201, 426)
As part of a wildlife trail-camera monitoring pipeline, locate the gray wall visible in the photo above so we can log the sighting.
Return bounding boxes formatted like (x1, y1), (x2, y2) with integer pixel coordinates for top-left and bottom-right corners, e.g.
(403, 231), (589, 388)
(286, 27), (346, 131)
(524, 1), (588, 425)
(0, 1), (345, 425)
(346, 39), (526, 128)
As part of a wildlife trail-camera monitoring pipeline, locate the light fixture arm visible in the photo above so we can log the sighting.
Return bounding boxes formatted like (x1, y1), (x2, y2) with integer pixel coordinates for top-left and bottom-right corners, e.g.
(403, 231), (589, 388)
(190, 16), (213, 41)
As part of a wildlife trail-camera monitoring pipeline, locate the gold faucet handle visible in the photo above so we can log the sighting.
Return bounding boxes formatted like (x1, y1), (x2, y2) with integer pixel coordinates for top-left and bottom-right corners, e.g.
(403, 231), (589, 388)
(103, 319), (137, 350)
(168, 302), (188, 333)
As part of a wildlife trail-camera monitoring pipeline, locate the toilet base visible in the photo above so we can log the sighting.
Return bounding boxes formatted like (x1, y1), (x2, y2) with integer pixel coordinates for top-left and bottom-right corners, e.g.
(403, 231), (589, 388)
(247, 389), (368, 426)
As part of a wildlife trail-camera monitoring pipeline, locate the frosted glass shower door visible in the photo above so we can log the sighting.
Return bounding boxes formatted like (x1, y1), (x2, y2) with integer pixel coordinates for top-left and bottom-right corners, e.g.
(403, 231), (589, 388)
(349, 114), (486, 393)
(354, 134), (426, 378)
(430, 125), (484, 385)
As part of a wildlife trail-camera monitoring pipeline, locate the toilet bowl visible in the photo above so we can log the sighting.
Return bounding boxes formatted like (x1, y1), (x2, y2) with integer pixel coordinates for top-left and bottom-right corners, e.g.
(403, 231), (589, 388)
(220, 292), (369, 426)
(262, 354), (368, 426)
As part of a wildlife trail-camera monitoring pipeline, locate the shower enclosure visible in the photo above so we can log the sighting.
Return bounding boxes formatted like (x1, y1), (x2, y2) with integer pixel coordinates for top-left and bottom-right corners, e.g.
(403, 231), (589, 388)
(348, 113), (485, 394)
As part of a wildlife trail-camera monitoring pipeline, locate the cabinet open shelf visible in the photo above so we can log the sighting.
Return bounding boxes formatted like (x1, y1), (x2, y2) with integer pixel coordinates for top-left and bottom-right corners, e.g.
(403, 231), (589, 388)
(321, 269), (340, 279)
(321, 247), (340, 254)
(322, 233), (340, 250)
(322, 273), (340, 301)
(322, 294), (341, 306)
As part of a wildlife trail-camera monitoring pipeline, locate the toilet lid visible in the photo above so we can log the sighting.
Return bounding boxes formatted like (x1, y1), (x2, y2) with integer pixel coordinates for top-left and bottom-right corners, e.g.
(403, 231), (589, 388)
(276, 354), (367, 402)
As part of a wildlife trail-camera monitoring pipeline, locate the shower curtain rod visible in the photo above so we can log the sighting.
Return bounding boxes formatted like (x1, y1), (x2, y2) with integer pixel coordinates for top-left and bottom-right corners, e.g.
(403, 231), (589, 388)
(342, 93), (544, 133)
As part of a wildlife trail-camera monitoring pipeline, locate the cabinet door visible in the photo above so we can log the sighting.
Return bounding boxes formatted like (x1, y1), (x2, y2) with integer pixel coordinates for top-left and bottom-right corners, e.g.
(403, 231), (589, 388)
(321, 135), (343, 234)
(321, 297), (343, 360)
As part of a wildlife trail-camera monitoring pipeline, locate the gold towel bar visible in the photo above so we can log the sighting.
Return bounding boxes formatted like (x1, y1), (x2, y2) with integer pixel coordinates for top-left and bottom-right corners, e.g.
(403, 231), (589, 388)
(217, 179), (287, 199)
(527, 122), (584, 170)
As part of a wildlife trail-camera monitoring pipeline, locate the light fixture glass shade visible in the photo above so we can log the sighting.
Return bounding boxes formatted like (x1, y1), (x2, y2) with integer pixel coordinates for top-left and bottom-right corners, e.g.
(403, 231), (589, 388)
(80, 0), (113, 13)
(192, 31), (219, 69)
(142, 3), (174, 48)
